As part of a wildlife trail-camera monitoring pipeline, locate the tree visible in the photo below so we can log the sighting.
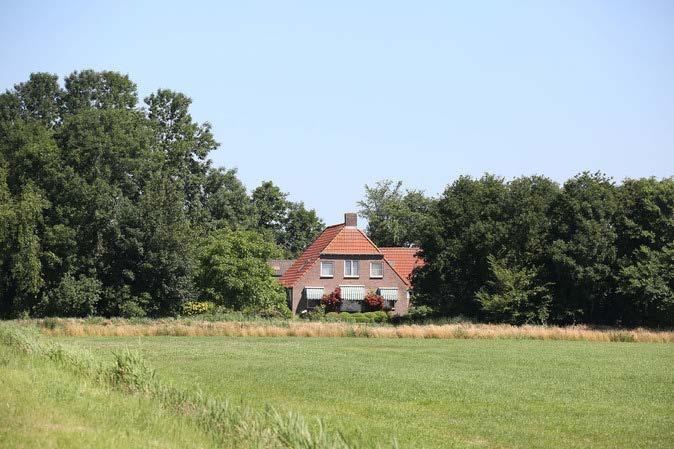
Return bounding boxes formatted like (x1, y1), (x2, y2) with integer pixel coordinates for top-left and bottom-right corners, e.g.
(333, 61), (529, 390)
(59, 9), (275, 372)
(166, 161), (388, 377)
(414, 174), (511, 316)
(548, 172), (618, 324)
(413, 174), (560, 319)
(251, 181), (289, 234)
(279, 202), (324, 257)
(195, 230), (287, 312)
(63, 70), (137, 114)
(203, 167), (252, 231)
(3, 72), (64, 127)
(476, 256), (551, 324)
(0, 179), (50, 317)
(358, 180), (434, 247)
(614, 178), (674, 325)
(145, 89), (218, 225)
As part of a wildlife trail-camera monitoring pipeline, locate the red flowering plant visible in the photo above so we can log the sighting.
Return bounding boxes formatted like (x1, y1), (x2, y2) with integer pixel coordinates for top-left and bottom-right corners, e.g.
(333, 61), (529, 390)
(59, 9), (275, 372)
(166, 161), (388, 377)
(364, 291), (384, 311)
(321, 287), (342, 312)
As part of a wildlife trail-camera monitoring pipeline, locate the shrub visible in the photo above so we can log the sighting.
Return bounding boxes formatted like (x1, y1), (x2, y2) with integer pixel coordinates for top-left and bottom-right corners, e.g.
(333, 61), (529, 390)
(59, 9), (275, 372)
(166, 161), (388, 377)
(196, 229), (287, 312)
(182, 301), (215, 316)
(119, 297), (148, 318)
(303, 304), (326, 320)
(36, 273), (102, 317)
(321, 287), (342, 312)
(364, 292), (384, 311)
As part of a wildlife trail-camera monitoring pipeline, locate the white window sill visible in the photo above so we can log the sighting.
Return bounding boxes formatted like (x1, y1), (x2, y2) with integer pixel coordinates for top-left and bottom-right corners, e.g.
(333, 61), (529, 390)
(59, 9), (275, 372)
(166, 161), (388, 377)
(343, 276), (360, 279)
(370, 275), (383, 279)
(320, 275), (334, 279)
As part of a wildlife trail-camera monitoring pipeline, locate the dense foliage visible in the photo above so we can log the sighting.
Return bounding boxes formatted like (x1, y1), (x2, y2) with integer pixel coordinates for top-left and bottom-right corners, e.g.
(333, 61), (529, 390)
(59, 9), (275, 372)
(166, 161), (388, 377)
(362, 175), (674, 327)
(0, 71), (323, 318)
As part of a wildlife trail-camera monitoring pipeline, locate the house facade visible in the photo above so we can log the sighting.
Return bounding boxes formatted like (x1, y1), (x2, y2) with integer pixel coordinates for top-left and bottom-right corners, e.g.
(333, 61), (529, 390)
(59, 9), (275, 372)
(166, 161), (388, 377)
(278, 213), (423, 314)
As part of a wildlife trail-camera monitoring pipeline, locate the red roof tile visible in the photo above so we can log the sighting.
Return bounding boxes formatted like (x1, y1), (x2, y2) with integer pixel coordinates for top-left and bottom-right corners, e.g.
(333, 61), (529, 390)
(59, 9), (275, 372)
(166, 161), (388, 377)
(279, 224), (344, 287)
(279, 221), (423, 289)
(322, 227), (381, 255)
(380, 247), (424, 286)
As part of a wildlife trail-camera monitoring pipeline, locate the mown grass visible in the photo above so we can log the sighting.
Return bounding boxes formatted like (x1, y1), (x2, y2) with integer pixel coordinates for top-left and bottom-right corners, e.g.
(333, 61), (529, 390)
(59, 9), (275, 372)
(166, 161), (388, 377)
(66, 336), (674, 449)
(29, 317), (674, 342)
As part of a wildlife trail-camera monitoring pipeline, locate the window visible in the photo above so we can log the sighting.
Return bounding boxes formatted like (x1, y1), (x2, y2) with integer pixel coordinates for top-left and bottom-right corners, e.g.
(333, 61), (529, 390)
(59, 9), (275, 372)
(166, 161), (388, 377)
(370, 261), (383, 278)
(344, 260), (359, 278)
(320, 261), (334, 277)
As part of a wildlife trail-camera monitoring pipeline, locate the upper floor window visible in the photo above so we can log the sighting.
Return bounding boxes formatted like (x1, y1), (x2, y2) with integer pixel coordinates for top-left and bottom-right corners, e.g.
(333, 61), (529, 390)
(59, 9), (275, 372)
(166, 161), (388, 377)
(370, 261), (383, 278)
(344, 260), (360, 278)
(320, 261), (334, 277)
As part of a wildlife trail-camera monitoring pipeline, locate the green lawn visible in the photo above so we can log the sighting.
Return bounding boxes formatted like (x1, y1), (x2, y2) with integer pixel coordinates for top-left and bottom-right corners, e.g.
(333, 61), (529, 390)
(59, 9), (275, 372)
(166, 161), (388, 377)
(60, 336), (674, 449)
(0, 344), (218, 449)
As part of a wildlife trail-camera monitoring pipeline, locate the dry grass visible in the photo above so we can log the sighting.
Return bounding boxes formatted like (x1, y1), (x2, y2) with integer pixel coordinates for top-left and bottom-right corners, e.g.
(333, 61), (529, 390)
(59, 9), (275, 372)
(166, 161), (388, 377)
(27, 318), (674, 342)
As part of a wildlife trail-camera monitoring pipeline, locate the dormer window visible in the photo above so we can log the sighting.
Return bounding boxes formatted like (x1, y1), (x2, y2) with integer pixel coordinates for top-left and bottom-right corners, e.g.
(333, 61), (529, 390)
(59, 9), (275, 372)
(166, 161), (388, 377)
(370, 261), (383, 278)
(320, 261), (334, 278)
(344, 260), (359, 278)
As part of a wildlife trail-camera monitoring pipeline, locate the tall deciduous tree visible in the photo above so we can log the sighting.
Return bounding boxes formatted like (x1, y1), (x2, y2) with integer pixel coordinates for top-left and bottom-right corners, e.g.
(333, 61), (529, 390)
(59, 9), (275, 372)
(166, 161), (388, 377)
(358, 180), (434, 247)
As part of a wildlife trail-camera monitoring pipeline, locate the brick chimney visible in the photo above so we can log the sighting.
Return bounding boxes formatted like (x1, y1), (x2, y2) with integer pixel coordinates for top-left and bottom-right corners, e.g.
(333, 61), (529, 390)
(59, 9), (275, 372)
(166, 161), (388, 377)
(344, 212), (357, 227)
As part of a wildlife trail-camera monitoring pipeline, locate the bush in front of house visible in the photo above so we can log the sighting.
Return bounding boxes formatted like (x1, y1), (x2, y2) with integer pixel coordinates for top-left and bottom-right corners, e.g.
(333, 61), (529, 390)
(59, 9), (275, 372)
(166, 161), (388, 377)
(364, 291), (384, 311)
(320, 287), (342, 312)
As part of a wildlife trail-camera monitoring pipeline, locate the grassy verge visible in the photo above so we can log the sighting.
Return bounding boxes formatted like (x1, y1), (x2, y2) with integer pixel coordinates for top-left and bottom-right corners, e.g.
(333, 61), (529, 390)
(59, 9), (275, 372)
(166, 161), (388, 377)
(66, 335), (674, 449)
(0, 344), (218, 449)
(26, 317), (674, 342)
(0, 323), (394, 449)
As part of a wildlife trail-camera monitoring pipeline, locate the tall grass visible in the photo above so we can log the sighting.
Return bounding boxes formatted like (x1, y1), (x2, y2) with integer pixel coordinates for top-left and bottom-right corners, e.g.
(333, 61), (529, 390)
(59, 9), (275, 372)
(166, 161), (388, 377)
(26, 318), (674, 342)
(0, 322), (394, 449)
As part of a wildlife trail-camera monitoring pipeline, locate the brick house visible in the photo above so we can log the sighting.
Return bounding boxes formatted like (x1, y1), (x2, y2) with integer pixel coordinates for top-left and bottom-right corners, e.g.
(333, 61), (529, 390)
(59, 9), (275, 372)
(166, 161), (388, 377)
(278, 213), (423, 314)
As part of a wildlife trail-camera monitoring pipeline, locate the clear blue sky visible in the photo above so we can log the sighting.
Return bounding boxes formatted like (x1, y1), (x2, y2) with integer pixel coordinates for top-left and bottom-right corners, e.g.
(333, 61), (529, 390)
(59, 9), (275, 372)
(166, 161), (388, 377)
(2, 0), (673, 225)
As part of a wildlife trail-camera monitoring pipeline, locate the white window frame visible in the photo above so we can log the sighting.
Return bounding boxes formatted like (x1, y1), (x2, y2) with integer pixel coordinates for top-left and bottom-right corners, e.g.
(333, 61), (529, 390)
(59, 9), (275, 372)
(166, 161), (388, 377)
(320, 261), (334, 278)
(343, 260), (360, 278)
(370, 261), (384, 279)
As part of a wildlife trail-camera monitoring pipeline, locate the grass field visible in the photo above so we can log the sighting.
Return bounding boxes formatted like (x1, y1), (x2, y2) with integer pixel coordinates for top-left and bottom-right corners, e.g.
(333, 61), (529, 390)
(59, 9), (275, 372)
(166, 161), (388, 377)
(61, 336), (674, 449)
(0, 344), (219, 449)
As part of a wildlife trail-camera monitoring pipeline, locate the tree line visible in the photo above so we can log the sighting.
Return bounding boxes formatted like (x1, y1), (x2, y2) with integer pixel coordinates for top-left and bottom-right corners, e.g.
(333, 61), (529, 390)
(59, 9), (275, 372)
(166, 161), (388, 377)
(359, 175), (674, 327)
(3, 70), (672, 327)
(0, 71), (323, 318)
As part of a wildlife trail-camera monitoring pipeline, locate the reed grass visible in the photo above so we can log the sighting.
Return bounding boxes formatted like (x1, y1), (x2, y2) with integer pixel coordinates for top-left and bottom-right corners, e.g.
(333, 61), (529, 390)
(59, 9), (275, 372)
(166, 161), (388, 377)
(24, 318), (674, 342)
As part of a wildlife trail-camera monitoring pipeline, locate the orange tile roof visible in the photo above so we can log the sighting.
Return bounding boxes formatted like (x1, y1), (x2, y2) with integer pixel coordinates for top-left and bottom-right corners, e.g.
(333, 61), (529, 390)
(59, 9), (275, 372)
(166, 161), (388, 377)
(322, 227), (381, 255)
(279, 224), (344, 287)
(279, 222), (423, 289)
(379, 247), (424, 286)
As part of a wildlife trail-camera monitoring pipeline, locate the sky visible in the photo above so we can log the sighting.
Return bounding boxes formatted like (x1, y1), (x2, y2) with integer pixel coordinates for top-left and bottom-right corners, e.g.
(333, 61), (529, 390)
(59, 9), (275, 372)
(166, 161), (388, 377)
(2, 0), (673, 225)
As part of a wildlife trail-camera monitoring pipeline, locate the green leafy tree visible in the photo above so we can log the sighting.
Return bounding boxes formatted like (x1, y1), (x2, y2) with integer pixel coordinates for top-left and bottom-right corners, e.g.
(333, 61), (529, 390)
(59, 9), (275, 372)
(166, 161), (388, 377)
(2, 72), (64, 127)
(280, 202), (325, 257)
(614, 178), (674, 325)
(63, 70), (137, 113)
(251, 181), (289, 234)
(145, 89), (218, 224)
(548, 172), (618, 323)
(476, 256), (552, 324)
(358, 180), (435, 247)
(196, 230), (287, 312)
(0, 181), (50, 317)
(203, 167), (253, 231)
(414, 175), (559, 319)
